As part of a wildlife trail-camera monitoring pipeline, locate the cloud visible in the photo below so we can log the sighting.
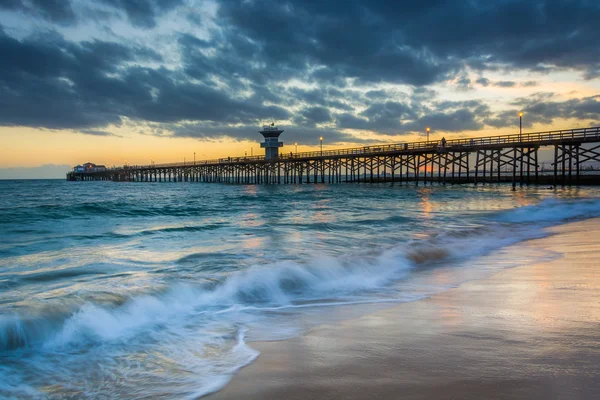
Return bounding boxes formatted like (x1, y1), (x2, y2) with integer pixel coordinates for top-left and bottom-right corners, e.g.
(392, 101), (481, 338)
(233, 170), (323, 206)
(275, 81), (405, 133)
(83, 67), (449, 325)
(169, 122), (364, 145)
(0, 0), (76, 25)
(100, 0), (185, 29)
(476, 78), (539, 89)
(483, 94), (600, 128)
(0, 28), (291, 132)
(80, 129), (121, 137)
(522, 81), (538, 87)
(297, 106), (333, 125)
(216, 0), (461, 86)
(455, 75), (473, 91)
(492, 81), (537, 88)
(0, 0), (598, 144)
(494, 81), (517, 88)
(336, 99), (488, 134)
(476, 77), (490, 87)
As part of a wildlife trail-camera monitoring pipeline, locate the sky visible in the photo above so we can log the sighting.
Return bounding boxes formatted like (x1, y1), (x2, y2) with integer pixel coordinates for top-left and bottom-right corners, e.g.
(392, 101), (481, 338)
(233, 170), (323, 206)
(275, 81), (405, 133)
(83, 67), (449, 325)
(0, 0), (599, 178)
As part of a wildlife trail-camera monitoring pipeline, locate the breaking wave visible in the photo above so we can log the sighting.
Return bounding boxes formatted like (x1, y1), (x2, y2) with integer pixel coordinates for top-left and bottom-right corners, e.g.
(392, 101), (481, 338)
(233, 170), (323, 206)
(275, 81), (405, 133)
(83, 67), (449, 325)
(496, 198), (600, 223)
(0, 218), (553, 354)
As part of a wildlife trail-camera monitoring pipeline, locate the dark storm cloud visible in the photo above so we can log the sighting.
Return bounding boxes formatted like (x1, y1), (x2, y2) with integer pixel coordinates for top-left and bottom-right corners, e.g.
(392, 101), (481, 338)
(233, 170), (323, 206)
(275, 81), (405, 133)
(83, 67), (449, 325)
(0, 0), (76, 25)
(170, 122), (363, 145)
(484, 94), (600, 128)
(337, 99), (490, 134)
(517, 94), (600, 125)
(0, 0), (598, 139)
(217, 0), (600, 84)
(0, 28), (290, 130)
(216, 0), (459, 87)
(361, 102), (416, 123)
(0, 29), (157, 129)
(364, 90), (388, 100)
(401, 99), (490, 133)
(100, 0), (185, 29)
(284, 87), (354, 112)
(389, 0), (600, 79)
(401, 109), (484, 133)
(336, 101), (415, 133)
(336, 113), (371, 131)
(298, 107), (333, 125)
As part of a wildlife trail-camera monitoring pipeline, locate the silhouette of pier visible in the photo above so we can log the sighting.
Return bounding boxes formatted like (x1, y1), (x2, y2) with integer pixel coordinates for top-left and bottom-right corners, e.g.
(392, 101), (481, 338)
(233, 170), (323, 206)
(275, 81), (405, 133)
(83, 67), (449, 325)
(67, 126), (600, 188)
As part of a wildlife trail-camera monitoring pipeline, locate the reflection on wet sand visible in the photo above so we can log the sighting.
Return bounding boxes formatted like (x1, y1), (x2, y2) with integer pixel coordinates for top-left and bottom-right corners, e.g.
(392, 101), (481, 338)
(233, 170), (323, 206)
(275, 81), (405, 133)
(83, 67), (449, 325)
(210, 218), (600, 400)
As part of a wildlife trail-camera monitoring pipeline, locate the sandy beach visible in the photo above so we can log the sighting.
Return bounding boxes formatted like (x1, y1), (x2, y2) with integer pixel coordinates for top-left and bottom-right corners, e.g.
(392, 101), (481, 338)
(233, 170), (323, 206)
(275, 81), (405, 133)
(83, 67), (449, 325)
(210, 218), (600, 400)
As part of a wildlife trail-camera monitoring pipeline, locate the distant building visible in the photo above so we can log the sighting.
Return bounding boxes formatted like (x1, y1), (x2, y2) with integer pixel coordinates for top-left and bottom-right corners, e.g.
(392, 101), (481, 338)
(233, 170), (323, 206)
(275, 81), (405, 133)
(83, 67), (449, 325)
(74, 162), (106, 173)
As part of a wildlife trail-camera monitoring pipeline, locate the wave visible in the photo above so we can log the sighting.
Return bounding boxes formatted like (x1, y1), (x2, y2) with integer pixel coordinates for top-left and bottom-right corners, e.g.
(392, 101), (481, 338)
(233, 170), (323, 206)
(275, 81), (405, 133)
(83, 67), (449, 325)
(496, 198), (600, 223)
(0, 202), (233, 225)
(19, 268), (106, 283)
(0, 250), (412, 352)
(29, 223), (229, 243)
(0, 223), (543, 353)
(3, 198), (597, 353)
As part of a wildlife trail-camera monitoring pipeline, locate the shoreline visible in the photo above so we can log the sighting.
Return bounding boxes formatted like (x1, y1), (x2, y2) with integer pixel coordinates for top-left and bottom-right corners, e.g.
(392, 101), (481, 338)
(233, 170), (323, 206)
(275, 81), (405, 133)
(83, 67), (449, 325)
(209, 218), (600, 400)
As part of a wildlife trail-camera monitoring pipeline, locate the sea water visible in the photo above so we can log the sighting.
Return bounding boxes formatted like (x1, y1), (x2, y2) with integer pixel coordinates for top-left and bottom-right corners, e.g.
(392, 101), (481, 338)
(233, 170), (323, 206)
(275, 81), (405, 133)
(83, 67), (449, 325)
(1, 180), (599, 398)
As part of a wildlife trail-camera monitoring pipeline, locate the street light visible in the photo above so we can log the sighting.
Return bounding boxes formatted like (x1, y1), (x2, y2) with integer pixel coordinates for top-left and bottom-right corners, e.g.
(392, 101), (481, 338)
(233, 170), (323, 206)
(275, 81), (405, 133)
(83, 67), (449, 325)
(194, 152), (196, 165)
(320, 136), (323, 155)
(426, 127), (431, 142)
(184, 157), (186, 166)
(295, 142), (298, 155)
(519, 112), (523, 140)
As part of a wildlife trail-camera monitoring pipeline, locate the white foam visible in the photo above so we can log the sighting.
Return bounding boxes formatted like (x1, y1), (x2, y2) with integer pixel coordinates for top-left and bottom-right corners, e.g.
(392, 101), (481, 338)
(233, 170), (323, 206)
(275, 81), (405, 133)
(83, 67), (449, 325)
(496, 198), (600, 223)
(46, 252), (413, 348)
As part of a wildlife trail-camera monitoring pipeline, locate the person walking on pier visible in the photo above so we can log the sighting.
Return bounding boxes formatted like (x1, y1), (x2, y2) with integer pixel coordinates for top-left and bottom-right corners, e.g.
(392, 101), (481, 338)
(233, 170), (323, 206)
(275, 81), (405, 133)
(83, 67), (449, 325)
(441, 137), (446, 148)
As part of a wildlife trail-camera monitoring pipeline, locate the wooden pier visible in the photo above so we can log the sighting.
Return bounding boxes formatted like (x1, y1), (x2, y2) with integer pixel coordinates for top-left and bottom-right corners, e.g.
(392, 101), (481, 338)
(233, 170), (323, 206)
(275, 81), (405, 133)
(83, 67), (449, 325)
(67, 126), (600, 188)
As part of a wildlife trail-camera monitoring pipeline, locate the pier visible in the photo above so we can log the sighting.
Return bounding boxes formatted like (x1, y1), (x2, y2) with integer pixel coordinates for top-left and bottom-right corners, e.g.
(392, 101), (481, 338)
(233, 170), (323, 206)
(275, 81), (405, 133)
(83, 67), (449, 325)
(67, 126), (600, 188)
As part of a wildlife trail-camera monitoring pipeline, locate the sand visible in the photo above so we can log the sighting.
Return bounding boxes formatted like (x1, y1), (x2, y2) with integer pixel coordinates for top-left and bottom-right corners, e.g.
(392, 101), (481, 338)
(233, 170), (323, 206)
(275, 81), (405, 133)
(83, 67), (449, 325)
(209, 218), (600, 400)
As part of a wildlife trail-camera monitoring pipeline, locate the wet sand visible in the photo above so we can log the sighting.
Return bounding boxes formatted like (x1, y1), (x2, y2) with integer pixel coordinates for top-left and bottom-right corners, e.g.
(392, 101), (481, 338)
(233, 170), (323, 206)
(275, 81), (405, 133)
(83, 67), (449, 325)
(209, 218), (600, 400)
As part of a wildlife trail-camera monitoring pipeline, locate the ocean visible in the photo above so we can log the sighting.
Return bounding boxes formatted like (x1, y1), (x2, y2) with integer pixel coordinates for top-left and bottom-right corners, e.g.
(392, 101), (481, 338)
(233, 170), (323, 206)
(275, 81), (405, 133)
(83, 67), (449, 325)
(1, 180), (599, 398)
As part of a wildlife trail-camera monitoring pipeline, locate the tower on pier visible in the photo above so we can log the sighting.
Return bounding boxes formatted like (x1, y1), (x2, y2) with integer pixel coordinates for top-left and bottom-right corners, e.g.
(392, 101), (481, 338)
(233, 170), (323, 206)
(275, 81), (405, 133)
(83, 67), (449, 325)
(260, 123), (284, 160)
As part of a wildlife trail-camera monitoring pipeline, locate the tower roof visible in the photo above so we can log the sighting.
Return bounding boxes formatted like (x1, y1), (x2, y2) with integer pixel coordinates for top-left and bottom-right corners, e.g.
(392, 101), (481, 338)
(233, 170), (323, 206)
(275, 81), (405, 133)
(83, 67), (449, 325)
(259, 124), (284, 138)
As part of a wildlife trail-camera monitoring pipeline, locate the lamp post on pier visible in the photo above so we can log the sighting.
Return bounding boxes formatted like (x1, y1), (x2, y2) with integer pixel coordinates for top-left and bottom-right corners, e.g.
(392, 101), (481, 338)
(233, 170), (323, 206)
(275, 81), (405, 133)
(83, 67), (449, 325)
(320, 137), (323, 156)
(426, 127), (430, 142)
(519, 112), (523, 141)
(295, 142), (298, 155)
(194, 152), (196, 165)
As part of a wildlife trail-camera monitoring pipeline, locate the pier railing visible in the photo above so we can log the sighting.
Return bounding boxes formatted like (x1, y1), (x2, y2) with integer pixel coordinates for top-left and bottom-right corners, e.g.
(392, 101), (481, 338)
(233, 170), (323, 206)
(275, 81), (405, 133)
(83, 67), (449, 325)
(118, 126), (600, 170)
